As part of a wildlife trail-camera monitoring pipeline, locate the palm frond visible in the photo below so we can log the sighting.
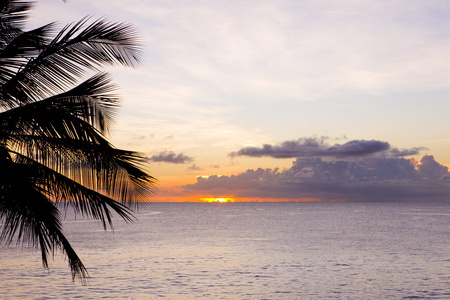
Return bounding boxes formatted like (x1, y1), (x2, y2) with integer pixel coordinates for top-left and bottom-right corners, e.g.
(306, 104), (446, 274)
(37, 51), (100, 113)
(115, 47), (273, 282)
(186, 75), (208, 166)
(7, 135), (154, 200)
(2, 17), (141, 103)
(0, 149), (88, 280)
(0, 1), (153, 281)
(0, 77), (155, 200)
(0, 24), (52, 58)
(12, 152), (136, 228)
(0, 1), (32, 44)
(0, 73), (118, 143)
(0, 24), (53, 107)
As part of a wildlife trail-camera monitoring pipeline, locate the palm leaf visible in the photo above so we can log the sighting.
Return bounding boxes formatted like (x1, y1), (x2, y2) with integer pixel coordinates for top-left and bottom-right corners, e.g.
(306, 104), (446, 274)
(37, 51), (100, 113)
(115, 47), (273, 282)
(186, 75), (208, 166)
(12, 152), (136, 228)
(0, 149), (88, 280)
(0, 24), (54, 108)
(0, 0), (32, 43)
(0, 73), (155, 201)
(0, 1), (153, 281)
(0, 72), (119, 135)
(2, 17), (141, 104)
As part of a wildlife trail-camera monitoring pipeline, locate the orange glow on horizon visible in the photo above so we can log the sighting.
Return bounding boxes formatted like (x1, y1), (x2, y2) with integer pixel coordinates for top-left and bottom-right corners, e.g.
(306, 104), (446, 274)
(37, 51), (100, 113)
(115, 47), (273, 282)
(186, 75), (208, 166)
(146, 186), (346, 203)
(145, 194), (341, 203)
(200, 197), (235, 203)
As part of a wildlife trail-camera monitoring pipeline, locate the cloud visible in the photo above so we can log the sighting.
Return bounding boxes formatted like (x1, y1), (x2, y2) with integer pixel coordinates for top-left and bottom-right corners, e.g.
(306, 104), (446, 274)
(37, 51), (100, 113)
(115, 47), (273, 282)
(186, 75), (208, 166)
(182, 155), (450, 202)
(389, 147), (427, 157)
(188, 164), (203, 171)
(149, 151), (193, 164)
(416, 155), (449, 179)
(229, 138), (422, 159)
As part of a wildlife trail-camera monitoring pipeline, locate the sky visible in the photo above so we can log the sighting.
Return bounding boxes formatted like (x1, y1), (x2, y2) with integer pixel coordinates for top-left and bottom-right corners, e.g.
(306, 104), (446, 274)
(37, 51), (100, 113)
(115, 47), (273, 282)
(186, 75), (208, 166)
(28, 0), (450, 202)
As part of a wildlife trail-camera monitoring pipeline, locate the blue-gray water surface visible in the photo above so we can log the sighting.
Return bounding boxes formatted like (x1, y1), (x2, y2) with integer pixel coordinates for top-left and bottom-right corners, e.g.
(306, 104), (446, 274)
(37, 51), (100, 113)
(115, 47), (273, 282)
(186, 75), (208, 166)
(1, 202), (450, 299)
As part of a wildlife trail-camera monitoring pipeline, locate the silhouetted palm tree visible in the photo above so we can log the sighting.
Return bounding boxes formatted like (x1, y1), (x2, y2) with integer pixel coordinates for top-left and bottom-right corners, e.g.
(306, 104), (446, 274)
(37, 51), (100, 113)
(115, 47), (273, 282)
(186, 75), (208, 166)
(0, 0), (154, 280)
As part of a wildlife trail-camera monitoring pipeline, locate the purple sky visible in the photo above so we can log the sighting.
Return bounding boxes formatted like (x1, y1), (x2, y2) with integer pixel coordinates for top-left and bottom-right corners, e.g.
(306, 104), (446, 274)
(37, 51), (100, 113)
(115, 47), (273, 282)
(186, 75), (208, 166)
(28, 0), (450, 201)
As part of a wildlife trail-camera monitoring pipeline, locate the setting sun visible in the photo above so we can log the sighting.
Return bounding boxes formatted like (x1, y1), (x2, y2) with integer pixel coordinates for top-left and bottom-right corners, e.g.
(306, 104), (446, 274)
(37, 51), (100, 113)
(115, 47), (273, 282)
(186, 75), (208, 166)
(200, 197), (235, 203)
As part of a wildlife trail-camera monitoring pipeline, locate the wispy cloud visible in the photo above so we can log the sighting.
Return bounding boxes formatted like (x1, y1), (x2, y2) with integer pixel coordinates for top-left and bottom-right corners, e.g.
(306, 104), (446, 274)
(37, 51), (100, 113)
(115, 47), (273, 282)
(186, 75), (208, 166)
(188, 164), (203, 171)
(149, 151), (193, 164)
(229, 138), (424, 159)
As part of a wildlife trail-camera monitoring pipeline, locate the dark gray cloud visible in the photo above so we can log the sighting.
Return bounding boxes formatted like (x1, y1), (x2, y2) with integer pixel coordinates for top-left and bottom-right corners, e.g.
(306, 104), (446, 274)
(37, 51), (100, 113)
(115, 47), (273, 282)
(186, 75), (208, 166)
(149, 151), (193, 164)
(390, 147), (427, 157)
(229, 138), (423, 159)
(183, 155), (450, 202)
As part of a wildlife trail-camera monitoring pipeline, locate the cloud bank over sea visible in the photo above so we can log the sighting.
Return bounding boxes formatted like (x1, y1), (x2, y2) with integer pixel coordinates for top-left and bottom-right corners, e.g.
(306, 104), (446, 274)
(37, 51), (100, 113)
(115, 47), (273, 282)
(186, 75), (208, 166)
(181, 138), (450, 202)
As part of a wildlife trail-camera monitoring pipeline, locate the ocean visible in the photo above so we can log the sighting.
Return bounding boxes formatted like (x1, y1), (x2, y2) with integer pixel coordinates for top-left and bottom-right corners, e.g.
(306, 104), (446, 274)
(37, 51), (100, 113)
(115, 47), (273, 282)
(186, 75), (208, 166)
(1, 202), (450, 299)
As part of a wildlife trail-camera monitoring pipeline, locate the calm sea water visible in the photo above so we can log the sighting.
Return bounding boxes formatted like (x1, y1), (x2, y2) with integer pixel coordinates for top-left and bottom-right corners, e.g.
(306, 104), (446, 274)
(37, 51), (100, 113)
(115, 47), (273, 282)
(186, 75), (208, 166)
(1, 202), (450, 299)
